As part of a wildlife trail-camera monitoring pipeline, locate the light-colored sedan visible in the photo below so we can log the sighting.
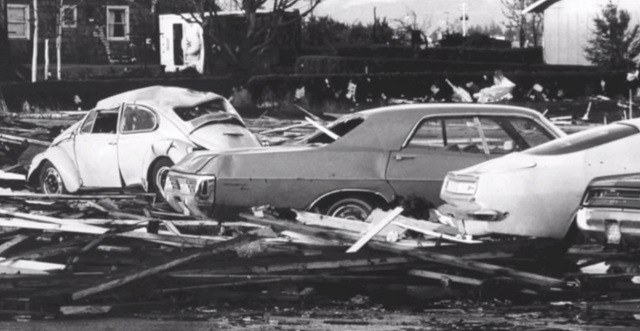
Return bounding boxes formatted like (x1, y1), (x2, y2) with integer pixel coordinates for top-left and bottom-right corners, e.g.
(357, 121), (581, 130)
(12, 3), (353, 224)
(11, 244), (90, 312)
(27, 86), (261, 197)
(439, 119), (640, 240)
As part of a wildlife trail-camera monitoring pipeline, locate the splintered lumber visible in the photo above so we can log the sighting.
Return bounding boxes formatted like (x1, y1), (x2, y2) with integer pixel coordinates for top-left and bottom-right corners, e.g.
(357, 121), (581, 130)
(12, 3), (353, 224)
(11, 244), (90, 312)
(169, 252), (411, 277)
(0, 192), (155, 200)
(32, 231), (268, 304)
(160, 274), (399, 294)
(294, 211), (368, 233)
(409, 269), (483, 286)
(390, 214), (480, 244)
(0, 133), (50, 146)
(0, 210), (224, 247)
(0, 234), (34, 255)
(0, 171), (25, 181)
(239, 214), (566, 289)
(370, 242), (565, 289)
(0, 258), (65, 273)
(346, 207), (404, 253)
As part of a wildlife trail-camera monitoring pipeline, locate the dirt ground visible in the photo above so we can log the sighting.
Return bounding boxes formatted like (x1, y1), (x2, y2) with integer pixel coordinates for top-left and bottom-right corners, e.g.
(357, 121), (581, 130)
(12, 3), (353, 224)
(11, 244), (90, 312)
(1, 305), (640, 331)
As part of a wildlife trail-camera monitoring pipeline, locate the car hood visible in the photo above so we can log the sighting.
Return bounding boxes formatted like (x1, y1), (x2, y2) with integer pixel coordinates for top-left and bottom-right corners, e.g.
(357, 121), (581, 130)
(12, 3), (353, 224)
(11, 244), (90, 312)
(189, 123), (260, 151)
(172, 145), (317, 174)
(588, 173), (640, 189)
(51, 122), (81, 146)
(450, 153), (538, 176)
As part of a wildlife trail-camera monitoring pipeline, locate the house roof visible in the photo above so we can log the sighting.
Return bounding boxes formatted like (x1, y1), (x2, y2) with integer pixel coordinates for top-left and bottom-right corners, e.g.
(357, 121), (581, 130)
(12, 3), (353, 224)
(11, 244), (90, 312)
(522, 0), (562, 14)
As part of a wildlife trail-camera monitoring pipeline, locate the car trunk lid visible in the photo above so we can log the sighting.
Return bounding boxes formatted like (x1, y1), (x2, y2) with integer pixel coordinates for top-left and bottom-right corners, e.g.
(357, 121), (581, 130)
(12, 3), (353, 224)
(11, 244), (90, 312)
(189, 123), (260, 151)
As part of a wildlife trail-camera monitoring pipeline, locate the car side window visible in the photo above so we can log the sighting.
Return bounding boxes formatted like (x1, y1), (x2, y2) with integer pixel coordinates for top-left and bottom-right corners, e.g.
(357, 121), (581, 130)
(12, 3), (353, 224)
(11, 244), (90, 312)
(478, 117), (517, 155)
(92, 111), (119, 134)
(407, 117), (484, 154)
(508, 118), (555, 148)
(120, 105), (157, 133)
(80, 110), (97, 134)
(479, 117), (556, 155)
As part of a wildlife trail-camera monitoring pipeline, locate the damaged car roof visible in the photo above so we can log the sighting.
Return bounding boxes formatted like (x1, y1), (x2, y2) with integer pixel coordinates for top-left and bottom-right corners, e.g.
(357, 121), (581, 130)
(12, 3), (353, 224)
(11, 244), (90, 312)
(95, 86), (232, 110)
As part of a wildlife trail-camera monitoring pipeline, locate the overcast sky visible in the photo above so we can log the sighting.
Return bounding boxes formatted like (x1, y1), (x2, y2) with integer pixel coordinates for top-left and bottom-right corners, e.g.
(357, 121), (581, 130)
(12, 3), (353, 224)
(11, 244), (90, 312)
(314, 0), (506, 31)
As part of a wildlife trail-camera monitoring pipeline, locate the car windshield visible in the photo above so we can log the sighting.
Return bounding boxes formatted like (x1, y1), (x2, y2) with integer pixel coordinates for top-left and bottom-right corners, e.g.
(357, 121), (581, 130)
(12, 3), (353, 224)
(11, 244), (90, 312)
(303, 117), (365, 145)
(173, 99), (230, 122)
(525, 124), (639, 156)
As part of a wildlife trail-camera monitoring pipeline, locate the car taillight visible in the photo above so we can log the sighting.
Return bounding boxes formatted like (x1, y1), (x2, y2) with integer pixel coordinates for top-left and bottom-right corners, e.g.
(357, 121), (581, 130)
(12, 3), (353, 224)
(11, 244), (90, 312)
(444, 177), (478, 195)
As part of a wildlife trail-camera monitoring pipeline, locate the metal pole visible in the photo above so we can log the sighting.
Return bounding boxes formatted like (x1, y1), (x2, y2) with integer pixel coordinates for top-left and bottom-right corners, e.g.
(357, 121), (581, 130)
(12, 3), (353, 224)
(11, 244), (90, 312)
(31, 0), (38, 82)
(44, 38), (48, 80)
(461, 3), (467, 37)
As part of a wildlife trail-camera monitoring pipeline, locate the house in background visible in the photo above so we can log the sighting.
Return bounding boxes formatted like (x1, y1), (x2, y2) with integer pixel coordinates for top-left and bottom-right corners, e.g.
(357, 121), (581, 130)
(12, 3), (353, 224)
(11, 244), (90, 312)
(524, 0), (640, 66)
(7, 0), (157, 65)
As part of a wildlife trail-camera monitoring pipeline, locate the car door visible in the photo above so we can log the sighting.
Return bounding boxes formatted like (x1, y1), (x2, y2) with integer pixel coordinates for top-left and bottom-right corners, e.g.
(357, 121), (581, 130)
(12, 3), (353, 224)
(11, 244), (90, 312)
(73, 108), (122, 188)
(386, 116), (490, 205)
(117, 104), (161, 186)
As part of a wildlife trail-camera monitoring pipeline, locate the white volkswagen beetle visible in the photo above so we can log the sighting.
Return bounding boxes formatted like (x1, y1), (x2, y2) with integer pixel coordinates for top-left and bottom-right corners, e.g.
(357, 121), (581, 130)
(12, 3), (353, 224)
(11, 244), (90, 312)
(439, 118), (640, 240)
(27, 86), (261, 197)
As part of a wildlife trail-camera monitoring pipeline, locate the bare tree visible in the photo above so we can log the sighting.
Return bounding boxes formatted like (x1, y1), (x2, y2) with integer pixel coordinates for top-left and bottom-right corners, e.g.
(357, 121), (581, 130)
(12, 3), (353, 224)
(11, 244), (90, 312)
(394, 10), (431, 46)
(501, 0), (542, 47)
(161, 0), (323, 73)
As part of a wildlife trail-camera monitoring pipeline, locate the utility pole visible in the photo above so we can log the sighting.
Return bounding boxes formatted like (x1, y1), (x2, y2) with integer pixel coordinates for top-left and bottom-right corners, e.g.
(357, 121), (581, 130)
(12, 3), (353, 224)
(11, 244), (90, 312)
(31, 0), (38, 82)
(460, 3), (468, 37)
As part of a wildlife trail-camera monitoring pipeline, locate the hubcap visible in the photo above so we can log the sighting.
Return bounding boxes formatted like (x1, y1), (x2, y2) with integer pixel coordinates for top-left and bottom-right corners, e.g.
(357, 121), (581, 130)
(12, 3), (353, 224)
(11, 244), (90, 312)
(331, 204), (370, 221)
(43, 168), (63, 195)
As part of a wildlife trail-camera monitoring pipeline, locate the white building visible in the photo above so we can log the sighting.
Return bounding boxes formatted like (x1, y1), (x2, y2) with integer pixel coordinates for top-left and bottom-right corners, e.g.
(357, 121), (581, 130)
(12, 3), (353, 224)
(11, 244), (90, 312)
(524, 0), (640, 66)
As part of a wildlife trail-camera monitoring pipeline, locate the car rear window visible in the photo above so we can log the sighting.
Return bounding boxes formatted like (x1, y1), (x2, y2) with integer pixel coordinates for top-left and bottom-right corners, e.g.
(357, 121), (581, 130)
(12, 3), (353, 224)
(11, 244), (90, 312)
(173, 99), (229, 122)
(525, 124), (638, 156)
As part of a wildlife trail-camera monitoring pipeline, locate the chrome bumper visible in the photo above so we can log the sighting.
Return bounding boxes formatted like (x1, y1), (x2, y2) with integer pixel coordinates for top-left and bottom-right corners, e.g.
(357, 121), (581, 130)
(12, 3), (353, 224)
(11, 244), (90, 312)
(577, 207), (640, 244)
(164, 173), (215, 218)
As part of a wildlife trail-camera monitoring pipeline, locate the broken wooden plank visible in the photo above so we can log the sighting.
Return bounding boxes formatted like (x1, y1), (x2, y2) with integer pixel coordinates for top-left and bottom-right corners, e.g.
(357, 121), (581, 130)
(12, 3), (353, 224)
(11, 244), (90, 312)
(390, 214), (480, 244)
(0, 234), (34, 256)
(0, 215), (225, 248)
(32, 230), (270, 304)
(0, 192), (155, 200)
(346, 207), (403, 253)
(169, 253), (411, 277)
(0, 133), (50, 146)
(239, 213), (566, 289)
(409, 269), (483, 286)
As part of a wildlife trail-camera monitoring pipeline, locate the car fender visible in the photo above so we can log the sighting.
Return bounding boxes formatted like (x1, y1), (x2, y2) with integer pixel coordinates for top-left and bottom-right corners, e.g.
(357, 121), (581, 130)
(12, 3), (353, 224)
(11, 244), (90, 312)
(27, 147), (82, 192)
(140, 139), (194, 190)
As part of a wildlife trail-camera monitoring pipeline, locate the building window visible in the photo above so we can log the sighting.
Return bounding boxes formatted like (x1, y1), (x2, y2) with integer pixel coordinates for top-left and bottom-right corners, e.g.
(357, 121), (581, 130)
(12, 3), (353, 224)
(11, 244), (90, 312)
(8, 4), (30, 40)
(106, 6), (129, 40)
(62, 5), (77, 28)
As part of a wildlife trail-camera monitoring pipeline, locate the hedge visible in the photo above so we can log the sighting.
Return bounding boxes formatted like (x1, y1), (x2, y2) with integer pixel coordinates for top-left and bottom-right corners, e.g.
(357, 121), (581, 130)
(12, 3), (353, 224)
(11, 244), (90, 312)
(248, 71), (628, 107)
(0, 77), (241, 113)
(335, 46), (544, 64)
(295, 56), (600, 75)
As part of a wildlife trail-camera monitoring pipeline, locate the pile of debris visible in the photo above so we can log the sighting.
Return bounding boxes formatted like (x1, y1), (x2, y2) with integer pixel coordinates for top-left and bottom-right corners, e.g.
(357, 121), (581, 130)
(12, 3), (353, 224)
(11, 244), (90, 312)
(0, 192), (638, 320)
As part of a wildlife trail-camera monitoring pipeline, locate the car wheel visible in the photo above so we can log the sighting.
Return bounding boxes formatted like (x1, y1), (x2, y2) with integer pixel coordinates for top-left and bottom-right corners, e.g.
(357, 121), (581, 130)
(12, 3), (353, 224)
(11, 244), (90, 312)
(325, 197), (375, 221)
(150, 158), (174, 201)
(39, 161), (67, 195)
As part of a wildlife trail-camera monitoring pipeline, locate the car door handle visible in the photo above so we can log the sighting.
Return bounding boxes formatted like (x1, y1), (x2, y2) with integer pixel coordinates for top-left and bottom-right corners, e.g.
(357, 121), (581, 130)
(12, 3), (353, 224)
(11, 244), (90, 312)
(108, 141), (117, 145)
(395, 154), (416, 161)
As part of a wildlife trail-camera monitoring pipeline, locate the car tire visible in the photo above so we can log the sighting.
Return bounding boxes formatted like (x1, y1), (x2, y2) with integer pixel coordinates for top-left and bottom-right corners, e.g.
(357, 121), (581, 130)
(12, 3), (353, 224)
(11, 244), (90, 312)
(39, 161), (67, 195)
(325, 196), (375, 221)
(150, 158), (174, 201)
